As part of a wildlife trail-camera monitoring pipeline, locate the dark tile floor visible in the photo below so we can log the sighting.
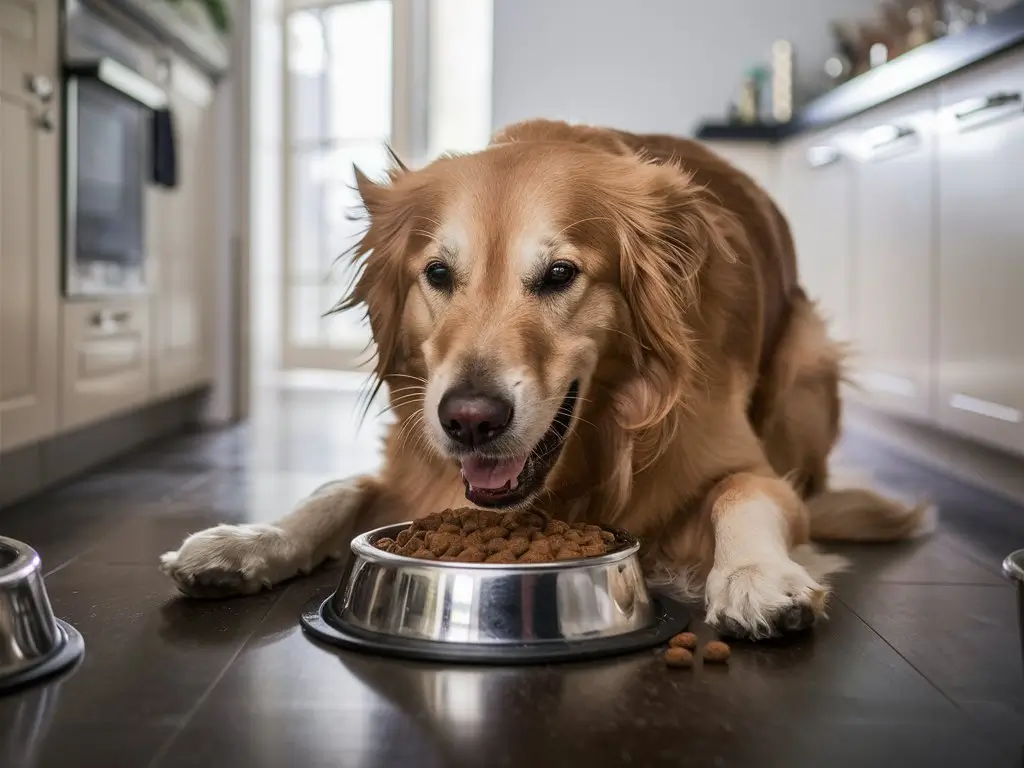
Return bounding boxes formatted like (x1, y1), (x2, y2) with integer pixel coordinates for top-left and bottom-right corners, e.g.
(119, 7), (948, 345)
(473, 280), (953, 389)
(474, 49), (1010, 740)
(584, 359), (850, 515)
(1, 383), (1022, 768)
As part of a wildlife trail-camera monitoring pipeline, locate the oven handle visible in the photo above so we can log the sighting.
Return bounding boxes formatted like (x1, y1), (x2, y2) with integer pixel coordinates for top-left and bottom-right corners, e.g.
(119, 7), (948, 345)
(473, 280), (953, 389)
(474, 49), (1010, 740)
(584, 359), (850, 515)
(64, 57), (167, 110)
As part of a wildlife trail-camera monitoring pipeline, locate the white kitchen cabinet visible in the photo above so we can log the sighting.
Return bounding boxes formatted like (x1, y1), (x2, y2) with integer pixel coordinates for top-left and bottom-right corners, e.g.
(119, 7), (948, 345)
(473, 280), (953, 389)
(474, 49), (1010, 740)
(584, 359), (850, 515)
(847, 89), (939, 420)
(0, 0), (61, 452)
(152, 57), (216, 397)
(935, 49), (1024, 456)
(776, 127), (856, 344)
(61, 299), (152, 431)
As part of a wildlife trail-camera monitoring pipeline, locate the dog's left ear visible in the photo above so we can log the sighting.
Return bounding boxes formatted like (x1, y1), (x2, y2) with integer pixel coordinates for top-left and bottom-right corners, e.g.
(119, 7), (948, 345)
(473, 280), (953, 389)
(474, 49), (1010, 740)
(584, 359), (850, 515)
(610, 164), (740, 430)
(337, 164), (422, 397)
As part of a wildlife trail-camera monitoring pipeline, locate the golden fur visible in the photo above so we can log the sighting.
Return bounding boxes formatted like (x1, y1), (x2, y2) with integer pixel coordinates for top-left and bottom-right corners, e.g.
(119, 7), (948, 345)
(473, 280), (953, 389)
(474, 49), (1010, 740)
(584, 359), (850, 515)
(162, 119), (932, 638)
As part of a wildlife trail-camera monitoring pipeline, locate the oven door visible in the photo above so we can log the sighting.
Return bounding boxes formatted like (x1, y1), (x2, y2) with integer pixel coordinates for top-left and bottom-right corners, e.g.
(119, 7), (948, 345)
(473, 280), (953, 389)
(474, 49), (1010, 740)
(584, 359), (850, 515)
(64, 58), (166, 297)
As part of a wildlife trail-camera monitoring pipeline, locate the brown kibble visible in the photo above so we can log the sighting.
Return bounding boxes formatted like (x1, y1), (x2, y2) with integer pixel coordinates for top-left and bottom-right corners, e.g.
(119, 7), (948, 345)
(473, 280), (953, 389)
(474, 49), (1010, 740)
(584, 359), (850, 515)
(456, 547), (486, 563)
(529, 539), (552, 558)
(507, 537), (530, 557)
(426, 532), (458, 556)
(518, 550), (549, 563)
(412, 514), (441, 532)
(444, 541), (464, 557)
(600, 530), (616, 544)
(545, 519), (569, 535)
(664, 647), (693, 668)
(478, 510), (500, 528)
(485, 551), (518, 564)
(669, 632), (698, 651)
(486, 537), (509, 555)
(703, 640), (731, 663)
(481, 526), (509, 541)
(388, 509), (620, 563)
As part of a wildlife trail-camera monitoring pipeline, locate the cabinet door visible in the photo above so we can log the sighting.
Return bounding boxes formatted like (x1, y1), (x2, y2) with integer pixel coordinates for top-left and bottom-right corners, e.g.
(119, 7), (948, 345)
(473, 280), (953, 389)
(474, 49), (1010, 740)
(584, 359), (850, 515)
(153, 59), (215, 396)
(61, 300), (152, 431)
(936, 50), (1024, 456)
(777, 129), (855, 343)
(848, 90), (938, 420)
(0, 0), (60, 452)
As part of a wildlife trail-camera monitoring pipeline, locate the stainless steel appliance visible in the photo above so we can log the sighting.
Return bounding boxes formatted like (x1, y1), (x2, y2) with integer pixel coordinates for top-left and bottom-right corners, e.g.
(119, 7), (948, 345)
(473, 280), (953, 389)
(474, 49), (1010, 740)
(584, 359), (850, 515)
(62, 1), (169, 297)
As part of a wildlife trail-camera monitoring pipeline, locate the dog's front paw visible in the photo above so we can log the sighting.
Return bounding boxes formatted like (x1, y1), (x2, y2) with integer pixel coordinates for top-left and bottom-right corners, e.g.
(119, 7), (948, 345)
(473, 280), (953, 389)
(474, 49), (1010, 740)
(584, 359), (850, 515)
(160, 523), (304, 598)
(704, 559), (828, 640)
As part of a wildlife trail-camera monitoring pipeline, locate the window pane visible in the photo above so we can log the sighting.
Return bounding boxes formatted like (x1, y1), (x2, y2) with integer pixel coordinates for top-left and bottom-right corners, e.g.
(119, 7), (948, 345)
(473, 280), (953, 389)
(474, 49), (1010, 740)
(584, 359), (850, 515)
(289, 141), (391, 283)
(287, 1), (392, 144)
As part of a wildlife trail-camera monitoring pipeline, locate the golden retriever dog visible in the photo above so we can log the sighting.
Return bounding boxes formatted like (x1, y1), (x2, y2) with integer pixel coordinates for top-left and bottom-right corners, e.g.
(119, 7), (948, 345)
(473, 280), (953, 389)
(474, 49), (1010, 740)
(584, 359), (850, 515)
(161, 119), (934, 639)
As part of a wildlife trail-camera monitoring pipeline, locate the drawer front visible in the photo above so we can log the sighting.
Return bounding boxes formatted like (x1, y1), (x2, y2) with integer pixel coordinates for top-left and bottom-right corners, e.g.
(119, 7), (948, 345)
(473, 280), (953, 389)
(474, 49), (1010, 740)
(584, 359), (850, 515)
(61, 300), (152, 431)
(847, 88), (939, 421)
(935, 49), (1024, 456)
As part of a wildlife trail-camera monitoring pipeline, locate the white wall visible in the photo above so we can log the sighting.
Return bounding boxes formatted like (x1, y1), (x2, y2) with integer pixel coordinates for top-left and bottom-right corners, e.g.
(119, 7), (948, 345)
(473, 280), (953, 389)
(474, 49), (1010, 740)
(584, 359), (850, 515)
(427, 0), (494, 158)
(491, 0), (882, 136)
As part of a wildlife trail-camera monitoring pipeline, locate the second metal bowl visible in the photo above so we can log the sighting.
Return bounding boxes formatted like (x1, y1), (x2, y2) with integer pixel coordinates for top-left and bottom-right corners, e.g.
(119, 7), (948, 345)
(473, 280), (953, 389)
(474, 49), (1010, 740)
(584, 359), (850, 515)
(301, 522), (688, 664)
(1003, 549), (1024, 672)
(0, 536), (85, 693)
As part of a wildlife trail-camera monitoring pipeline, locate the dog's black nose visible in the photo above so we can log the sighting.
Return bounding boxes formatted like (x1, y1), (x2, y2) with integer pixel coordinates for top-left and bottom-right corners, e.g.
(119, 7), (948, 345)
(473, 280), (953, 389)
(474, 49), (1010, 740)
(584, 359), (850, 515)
(437, 387), (513, 448)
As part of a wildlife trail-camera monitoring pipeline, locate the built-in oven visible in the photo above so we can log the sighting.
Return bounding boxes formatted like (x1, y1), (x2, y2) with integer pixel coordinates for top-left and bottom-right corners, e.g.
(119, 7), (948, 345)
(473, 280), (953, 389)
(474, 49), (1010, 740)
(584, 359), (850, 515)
(62, 1), (170, 297)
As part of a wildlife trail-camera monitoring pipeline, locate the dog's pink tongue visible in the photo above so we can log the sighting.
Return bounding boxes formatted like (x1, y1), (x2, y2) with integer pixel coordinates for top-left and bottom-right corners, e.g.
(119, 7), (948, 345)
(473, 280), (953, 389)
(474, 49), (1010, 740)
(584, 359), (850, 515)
(460, 455), (527, 490)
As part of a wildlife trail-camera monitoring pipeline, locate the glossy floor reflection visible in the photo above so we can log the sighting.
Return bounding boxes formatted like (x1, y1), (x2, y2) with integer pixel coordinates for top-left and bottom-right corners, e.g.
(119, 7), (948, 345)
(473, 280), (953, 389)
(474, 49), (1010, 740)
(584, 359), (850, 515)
(1, 379), (1022, 768)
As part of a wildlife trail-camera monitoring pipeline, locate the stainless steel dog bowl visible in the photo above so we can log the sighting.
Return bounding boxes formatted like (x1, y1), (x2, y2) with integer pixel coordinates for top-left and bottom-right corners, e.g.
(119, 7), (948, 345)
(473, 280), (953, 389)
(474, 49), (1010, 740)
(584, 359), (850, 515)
(1004, 549), (1024, 670)
(0, 537), (84, 693)
(301, 522), (689, 664)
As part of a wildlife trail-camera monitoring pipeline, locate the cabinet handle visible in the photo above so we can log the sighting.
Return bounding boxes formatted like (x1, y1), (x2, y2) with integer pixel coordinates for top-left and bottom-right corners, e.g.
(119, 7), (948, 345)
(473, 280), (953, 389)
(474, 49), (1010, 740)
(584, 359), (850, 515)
(951, 91), (1022, 124)
(806, 145), (841, 168)
(37, 110), (57, 133)
(25, 73), (54, 102)
(90, 310), (131, 332)
(861, 123), (917, 155)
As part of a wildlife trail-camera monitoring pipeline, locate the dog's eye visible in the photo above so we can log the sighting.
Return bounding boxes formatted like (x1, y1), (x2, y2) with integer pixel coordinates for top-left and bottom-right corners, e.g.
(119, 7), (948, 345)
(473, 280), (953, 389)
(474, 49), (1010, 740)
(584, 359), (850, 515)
(539, 261), (578, 292)
(424, 261), (453, 290)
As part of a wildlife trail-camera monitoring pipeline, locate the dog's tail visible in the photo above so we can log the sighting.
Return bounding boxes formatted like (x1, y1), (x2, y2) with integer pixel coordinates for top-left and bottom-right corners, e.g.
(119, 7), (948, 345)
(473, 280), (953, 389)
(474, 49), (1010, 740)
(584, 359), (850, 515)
(807, 468), (938, 542)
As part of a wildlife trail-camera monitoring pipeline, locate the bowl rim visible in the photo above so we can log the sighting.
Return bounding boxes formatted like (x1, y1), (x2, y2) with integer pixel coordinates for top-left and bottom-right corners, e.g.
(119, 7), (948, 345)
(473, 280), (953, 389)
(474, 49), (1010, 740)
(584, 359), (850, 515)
(0, 536), (42, 586)
(350, 521), (642, 571)
(1003, 548), (1024, 583)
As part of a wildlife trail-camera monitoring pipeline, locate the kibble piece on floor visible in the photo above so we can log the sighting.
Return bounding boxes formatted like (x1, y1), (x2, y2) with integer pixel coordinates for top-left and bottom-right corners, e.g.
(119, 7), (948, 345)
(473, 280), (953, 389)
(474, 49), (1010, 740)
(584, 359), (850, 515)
(703, 640), (731, 663)
(669, 632), (698, 650)
(664, 647), (693, 668)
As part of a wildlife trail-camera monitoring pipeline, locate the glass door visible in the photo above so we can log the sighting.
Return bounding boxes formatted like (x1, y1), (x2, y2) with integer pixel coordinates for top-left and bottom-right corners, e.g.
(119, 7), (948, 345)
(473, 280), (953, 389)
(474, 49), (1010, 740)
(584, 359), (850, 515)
(281, 0), (394, 370)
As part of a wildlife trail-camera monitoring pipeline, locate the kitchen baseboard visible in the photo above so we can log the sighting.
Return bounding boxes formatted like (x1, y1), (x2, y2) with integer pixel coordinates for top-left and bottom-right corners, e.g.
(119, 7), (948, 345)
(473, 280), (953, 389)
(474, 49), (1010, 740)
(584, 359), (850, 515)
(842, 400), (1024, 507)
(0, 388), (209, 508)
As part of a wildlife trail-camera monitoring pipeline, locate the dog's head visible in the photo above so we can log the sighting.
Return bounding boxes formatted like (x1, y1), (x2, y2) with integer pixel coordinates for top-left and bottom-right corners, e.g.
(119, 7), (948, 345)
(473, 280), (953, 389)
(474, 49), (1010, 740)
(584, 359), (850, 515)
(342, 132), (736, 510)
